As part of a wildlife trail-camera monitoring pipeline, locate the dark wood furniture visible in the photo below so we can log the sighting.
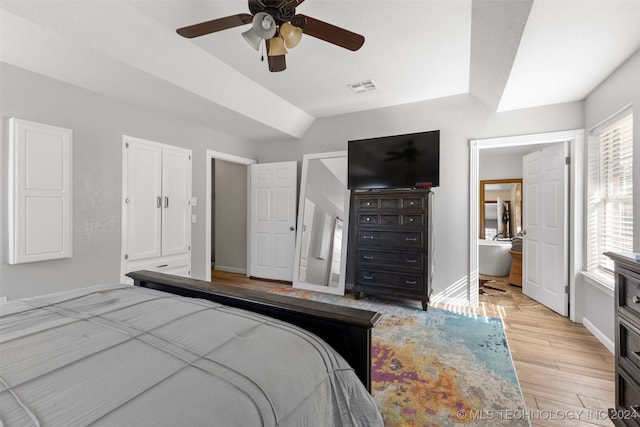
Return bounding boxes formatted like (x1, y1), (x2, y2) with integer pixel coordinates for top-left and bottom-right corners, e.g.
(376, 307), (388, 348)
(350, 189), (433, 311)
(606, 252), (640, 425)
(127, 270), (382, 391)
(508, 250), (522, 287)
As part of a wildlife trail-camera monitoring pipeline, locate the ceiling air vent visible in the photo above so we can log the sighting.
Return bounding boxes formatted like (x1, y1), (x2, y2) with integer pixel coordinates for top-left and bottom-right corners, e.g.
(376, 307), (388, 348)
(348, 80), (379, 94)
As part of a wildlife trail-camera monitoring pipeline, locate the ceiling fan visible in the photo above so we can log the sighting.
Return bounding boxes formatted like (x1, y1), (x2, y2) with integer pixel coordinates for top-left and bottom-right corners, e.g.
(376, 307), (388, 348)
(176, 0), (365, 72)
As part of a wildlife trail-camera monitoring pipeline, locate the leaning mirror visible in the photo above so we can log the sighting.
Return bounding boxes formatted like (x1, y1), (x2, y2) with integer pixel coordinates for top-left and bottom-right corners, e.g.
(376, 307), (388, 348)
(293, 151), (349, 295)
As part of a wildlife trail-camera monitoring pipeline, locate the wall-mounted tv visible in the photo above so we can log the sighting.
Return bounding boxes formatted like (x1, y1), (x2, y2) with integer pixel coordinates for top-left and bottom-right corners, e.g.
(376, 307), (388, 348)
(348, 130), (440, 190)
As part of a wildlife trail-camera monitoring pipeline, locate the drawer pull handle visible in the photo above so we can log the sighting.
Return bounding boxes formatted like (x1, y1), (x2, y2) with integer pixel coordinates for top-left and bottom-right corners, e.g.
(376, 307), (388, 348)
(409, 218), (414, 222)
(406, 259), (417, 263)
(633, 351), (640, 359)
(363, 275), (374, 280)
(633, 296), (640, 304)
(632, 405), (640, 413)
(366, 202), (372, 206)
(406, 237), (418, 241)
(157, 264), (168, 268)
(363, 255), (374, 260)
(366, 217), (371, 222)
(363, 235), (374, 239)
(406, 280), (417, 285)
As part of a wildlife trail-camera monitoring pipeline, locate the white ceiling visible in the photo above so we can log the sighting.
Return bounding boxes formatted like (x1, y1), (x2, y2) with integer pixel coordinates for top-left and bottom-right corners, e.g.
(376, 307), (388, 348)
(1, 0), (639, 141)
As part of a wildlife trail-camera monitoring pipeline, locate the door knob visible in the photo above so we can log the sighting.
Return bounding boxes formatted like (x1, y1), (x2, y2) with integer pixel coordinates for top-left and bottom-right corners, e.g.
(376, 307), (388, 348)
(289, 226), (295, 231)
(522, 230), (527, 235)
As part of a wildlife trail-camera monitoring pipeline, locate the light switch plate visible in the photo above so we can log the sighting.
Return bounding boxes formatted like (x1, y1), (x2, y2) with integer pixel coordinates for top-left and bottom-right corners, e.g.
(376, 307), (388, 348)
(191, 214), (197, 224)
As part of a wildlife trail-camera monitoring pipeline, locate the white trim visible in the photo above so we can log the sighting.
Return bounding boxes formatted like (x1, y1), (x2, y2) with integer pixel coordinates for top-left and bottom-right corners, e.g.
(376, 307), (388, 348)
(205, 150), (256, 282)
(583, 318), (615, 354)
(469, 129), (584, 321)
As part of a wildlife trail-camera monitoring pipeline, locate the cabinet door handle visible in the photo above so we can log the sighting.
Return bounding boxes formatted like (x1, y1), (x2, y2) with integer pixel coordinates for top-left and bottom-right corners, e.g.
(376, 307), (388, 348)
(164, 196), (169, 208)
(363, 275), (374, 280)
(406, 259), (417, 263)
(405, 280), (417, 285)
(363, 235), (374, 239)
(406, 237), (418, 241)
(633, 295), (640, 304)
(157, 196), (162, 208)
(363, 255), (374, 260)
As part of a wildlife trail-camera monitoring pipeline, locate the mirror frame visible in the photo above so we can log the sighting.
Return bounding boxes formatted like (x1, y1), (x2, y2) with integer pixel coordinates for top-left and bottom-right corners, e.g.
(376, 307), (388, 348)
(292, 151), (350, 295)
(479, 178), (522, 239)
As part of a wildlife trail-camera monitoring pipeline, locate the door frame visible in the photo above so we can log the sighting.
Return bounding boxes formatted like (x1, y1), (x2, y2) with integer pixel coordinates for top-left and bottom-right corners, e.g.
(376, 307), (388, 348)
(469, 129), (584, 322)
(205, 150), (256, 282)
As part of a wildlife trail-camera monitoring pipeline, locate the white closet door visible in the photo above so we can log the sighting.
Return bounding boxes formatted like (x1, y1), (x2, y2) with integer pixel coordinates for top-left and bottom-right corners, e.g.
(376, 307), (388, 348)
(125, 139), (162, 261)
(8, 118), (72, 264)
(161, 148), (192, 256)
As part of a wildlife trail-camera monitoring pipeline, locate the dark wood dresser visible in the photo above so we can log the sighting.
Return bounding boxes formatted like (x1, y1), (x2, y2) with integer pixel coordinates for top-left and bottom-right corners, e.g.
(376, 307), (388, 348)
(351, 189), (433, 310)
(606, 251), (640, 425)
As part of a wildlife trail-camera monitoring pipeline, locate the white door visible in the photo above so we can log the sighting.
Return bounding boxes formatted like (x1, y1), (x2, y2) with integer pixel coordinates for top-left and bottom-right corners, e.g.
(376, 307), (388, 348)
(125, 139), (163, 261)
(250, 161), (297, 281)
(522, 142), (568, 316)
(161, 148), (192, 256)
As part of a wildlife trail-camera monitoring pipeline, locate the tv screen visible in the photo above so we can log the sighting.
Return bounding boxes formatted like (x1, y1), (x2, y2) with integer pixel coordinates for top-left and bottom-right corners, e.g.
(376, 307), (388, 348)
(348, 130), (440, 190)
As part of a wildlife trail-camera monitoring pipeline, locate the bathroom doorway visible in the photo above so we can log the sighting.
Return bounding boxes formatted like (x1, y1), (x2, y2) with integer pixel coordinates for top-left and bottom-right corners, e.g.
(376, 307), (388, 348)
(469, 130), (584, 320)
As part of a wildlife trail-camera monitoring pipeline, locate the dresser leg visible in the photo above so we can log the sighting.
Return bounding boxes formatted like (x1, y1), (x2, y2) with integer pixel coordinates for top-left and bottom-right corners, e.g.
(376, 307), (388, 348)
(422, 299), (428, 311)
(354, 291), (363, 300)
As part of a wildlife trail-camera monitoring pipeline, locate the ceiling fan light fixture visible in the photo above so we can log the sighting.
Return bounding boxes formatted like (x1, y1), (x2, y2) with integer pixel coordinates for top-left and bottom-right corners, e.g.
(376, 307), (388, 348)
(251, 12), (276, 39)
(242, 28), (262, 50)
(268, 36), (288, 56)
(280, 22), (302, 48)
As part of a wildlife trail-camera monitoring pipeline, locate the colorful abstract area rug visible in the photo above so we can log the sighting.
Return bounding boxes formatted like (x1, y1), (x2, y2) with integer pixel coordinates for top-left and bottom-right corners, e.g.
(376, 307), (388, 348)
(268, 287), (530, 427)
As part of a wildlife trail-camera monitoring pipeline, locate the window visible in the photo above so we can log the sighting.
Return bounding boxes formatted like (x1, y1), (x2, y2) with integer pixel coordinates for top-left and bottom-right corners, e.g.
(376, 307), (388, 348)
(587, 110), (633, 281)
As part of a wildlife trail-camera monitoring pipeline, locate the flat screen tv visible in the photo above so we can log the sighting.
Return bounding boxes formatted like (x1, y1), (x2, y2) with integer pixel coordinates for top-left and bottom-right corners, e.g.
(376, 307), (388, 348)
(348, 130), (440, 190)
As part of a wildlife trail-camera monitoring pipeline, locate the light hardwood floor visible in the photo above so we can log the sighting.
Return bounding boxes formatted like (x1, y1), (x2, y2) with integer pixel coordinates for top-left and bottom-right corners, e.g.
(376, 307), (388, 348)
(211, 268), (615, 427)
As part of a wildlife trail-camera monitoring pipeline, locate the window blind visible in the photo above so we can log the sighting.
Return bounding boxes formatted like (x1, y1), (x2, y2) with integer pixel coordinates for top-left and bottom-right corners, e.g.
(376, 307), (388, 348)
(587, 111), (633, 278)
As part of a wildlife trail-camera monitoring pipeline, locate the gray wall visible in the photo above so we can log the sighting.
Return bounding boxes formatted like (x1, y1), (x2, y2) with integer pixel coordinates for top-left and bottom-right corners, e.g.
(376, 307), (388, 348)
(0, 63), (258, 299)
(214, 159), (247, 274)
(254, 93), (584, 302)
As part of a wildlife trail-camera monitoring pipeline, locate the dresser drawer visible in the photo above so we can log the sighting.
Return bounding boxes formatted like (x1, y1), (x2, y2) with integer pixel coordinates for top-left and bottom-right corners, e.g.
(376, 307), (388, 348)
(358, 230), (423, 248)
(621, 320), (640, 375)
(620, 266), (640, 317)
(358, 270), (423, 292)
(358, 198), (380, 209)
(617, 369), (640, 422)
(359, 214), (424, 226)
(359, 250), (423, 270)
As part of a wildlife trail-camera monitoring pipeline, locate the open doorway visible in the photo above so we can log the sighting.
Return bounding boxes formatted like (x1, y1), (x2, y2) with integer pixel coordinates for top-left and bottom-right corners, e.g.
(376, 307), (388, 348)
(469, 130), (584, 321)
(205, 150), (256, 282)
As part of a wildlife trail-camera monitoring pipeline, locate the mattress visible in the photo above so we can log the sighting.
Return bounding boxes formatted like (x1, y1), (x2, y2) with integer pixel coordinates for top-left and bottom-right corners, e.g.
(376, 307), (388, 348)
(0, 284), (383, 426)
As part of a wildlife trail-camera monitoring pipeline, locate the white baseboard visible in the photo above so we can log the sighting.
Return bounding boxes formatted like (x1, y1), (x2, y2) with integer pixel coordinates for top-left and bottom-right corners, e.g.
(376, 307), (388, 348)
(214, 266), (247, 275)
(583, 317), (615, 354)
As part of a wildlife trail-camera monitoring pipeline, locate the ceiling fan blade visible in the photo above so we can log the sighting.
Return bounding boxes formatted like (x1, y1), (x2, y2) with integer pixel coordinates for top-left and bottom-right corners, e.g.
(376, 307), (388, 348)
(265, 39), (287, 72)
(293, 14), (364, 51)
(177, 13), (253, 38)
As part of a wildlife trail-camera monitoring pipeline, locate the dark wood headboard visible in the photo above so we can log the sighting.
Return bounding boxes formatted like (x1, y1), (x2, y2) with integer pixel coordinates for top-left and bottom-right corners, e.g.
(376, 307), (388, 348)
(127, 270), (382, 391)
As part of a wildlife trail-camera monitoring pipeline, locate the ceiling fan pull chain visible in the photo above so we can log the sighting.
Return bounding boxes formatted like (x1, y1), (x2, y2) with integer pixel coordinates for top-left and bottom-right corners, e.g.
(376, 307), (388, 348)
(260, 42), (265, 62)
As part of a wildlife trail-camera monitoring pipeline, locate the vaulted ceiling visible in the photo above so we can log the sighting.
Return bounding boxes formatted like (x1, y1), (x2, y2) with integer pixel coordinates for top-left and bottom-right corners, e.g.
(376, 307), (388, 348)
(2, 1), (639, 141)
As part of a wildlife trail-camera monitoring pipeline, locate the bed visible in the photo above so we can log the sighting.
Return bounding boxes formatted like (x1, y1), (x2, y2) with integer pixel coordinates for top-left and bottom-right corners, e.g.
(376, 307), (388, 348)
(0, 271), (383, 426)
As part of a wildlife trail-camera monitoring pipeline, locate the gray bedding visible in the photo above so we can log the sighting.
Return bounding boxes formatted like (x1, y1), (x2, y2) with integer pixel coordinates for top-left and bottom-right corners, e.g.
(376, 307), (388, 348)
(0, 284), (383, 426)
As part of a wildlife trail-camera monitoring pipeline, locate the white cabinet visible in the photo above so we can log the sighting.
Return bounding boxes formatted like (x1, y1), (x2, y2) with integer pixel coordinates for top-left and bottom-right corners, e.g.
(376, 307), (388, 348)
(8, 118), (73, 264)
(121, 136), (192, 282)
